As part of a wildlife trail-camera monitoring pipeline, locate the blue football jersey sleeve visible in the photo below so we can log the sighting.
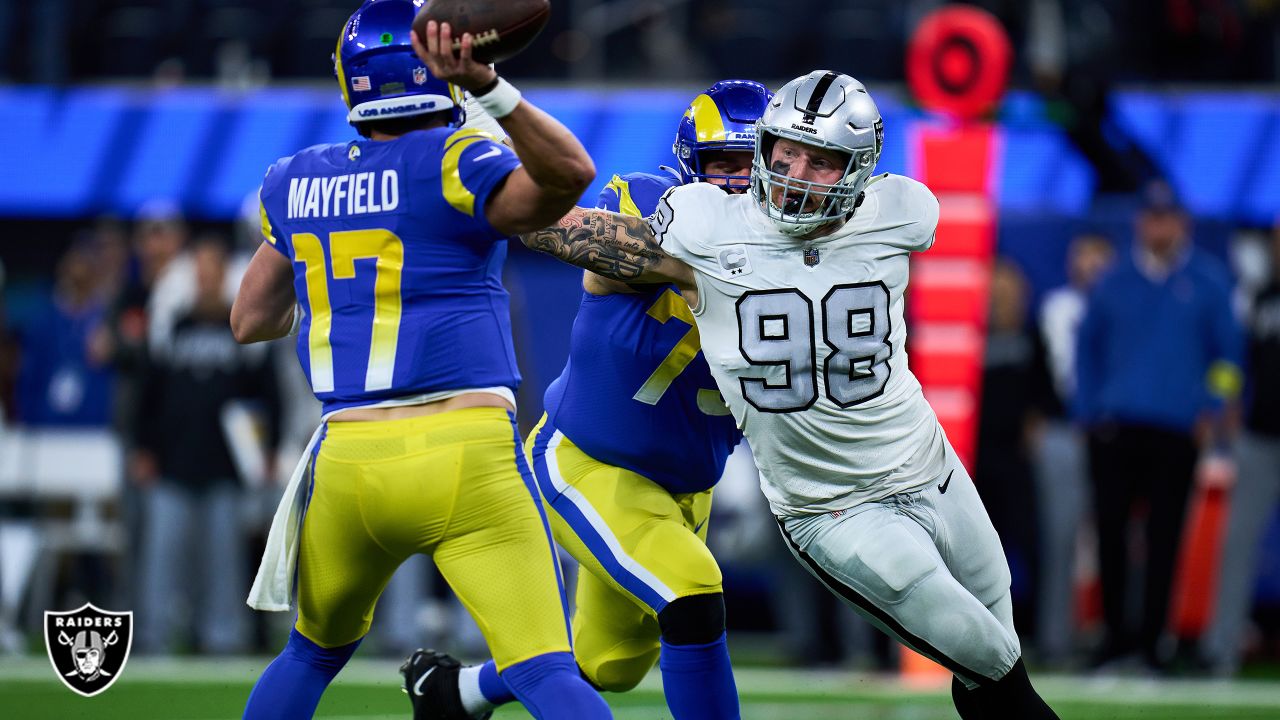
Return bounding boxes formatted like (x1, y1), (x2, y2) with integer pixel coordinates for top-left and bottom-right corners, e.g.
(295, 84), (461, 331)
(259, 158), (295, 259)
(430, 130), (520, 239)
(595, 171), (682, 218)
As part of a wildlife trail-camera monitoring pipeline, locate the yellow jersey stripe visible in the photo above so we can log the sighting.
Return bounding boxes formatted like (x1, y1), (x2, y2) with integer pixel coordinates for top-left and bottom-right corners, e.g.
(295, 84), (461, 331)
(259, 197), (276, 246)
(688, 94), (727, 143)
(441, 127), (497, 217)
(603, 174), (642, 218)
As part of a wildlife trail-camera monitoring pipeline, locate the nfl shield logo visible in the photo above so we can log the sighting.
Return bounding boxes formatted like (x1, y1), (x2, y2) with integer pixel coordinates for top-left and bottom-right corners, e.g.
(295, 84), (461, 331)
(413, 66), (428, 85)
(803, 247), (821, 267)
(44, 603), (133, 697)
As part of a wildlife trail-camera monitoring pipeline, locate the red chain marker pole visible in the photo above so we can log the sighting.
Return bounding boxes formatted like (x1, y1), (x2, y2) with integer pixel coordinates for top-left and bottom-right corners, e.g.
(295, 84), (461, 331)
(901, 4), (1010, 685)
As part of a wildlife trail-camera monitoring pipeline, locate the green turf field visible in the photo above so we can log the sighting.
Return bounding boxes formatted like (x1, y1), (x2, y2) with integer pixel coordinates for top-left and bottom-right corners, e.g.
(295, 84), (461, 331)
(3, 657), (1278, 719)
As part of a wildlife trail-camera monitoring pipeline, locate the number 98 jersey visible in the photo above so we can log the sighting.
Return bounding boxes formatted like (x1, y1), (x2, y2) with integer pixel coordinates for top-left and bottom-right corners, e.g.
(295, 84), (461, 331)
(653, 174), (949, 516)
(258, 128), (522, 414)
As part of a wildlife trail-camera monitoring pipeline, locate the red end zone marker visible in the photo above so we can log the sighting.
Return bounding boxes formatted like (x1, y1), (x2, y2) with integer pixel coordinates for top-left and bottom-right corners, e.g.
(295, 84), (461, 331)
(902, 6), (1010, 682)
(907, 4), (1011, 122)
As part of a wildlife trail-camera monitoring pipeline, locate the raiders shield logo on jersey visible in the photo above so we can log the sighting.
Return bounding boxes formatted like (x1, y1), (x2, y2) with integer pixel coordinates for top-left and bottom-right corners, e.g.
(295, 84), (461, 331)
(44, 603), (133, 697)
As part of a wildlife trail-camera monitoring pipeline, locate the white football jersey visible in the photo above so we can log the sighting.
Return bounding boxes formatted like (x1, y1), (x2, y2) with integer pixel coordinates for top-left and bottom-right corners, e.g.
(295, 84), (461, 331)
(652, 174), (948, 516)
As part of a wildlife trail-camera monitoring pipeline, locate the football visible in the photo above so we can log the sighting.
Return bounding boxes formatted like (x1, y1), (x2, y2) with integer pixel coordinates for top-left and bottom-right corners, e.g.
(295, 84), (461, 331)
(413, 0), (551, 65)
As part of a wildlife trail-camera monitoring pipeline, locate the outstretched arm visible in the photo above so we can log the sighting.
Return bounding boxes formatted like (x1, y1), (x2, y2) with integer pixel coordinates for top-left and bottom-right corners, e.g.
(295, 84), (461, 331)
(413, 23), (594, 236)
(519, 207), (695, 291)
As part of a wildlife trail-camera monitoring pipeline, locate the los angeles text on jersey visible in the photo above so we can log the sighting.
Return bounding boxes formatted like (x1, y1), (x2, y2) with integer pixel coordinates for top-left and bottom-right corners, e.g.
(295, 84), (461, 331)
(287, 170), (400, 219)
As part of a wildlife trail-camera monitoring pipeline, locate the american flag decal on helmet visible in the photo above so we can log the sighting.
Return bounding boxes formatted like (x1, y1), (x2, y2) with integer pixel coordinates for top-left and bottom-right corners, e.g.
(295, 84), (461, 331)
(803, 247), (821, 267)
(351, 76), (371, 92)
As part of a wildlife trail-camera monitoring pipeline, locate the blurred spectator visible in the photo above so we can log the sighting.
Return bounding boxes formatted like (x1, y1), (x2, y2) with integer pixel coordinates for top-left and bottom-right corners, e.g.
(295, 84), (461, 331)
(98, 202), (188, 447)
(1028, 0), (1164, 194)
(132, 237), (281, 654)
(1201, 223), (1280, 676)
(975, 259), (1055, 639)
(11, 237), (114, 427)
(1034, 232), (1114, 666)
(1075, 180), (1244, 672)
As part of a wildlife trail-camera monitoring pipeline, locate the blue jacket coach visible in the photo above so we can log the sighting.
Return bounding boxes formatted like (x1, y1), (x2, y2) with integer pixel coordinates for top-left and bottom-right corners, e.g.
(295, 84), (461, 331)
(1075, 180), (1244, 672)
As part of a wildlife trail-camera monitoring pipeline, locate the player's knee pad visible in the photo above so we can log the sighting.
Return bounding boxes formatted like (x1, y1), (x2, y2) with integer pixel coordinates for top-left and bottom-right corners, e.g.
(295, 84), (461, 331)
(638, 522), (723, 593)
(658, 593), (726, 646)
(843, 523), (937, 606)
(580, 652), (655, 693)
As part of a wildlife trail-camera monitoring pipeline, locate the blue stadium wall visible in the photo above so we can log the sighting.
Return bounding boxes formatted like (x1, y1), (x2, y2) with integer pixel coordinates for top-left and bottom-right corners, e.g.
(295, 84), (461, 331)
(2, 86), (1277, 224)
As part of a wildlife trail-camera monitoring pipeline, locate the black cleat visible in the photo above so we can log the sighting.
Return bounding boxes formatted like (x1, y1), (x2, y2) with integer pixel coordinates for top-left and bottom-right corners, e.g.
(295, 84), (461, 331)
(401, 648), (492, 720)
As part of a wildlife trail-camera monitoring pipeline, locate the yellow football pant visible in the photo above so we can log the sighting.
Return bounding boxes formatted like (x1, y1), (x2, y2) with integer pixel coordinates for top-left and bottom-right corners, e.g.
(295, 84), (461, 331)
(294, 407), (570, 670)
(526, 415), (722, 691)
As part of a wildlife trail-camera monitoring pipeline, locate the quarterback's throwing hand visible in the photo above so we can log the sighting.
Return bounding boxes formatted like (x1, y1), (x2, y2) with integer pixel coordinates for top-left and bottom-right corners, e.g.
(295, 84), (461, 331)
(411, 20), (497, 92)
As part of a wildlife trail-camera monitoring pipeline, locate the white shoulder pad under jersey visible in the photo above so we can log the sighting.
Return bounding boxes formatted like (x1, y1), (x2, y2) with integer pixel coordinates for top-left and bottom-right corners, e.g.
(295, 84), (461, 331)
(656, 174), (949, 516)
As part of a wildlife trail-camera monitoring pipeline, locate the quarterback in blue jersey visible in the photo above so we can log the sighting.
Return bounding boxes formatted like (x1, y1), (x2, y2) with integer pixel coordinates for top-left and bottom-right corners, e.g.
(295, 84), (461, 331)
(230, 2), (610, 719)
(417, 81), (771, 720)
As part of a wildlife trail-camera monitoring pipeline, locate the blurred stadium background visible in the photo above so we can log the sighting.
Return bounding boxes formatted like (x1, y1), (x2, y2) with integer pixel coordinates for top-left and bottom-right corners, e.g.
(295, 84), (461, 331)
(2, 0), (1280, 717)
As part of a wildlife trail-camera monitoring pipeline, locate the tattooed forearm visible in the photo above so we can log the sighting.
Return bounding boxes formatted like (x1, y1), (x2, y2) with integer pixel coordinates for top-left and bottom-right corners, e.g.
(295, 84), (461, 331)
(520, 208), (668, 282)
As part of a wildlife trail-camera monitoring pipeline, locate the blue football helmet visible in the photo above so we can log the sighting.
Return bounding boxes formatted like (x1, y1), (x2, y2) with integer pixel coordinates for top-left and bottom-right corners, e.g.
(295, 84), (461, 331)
(335, 0), (465, 127)
(673, 80), (773, 188)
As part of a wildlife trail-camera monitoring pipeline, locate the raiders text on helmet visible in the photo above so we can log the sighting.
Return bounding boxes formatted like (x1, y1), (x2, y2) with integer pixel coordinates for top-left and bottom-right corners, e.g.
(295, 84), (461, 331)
(750, 70), (884, 237)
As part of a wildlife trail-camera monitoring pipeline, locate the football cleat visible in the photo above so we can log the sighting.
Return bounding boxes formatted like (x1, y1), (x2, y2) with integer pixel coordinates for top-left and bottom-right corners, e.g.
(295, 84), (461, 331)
(401, 648), (492, 720)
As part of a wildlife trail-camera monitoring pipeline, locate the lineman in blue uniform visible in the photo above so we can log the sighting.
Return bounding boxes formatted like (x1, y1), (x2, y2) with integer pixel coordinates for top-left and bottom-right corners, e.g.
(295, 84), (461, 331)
(410, 81), (772, 720)
(230, 2), (611, 718)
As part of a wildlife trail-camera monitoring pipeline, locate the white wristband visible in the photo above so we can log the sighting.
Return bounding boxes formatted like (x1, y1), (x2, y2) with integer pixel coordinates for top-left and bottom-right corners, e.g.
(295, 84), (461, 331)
(473, 77), (521, 119)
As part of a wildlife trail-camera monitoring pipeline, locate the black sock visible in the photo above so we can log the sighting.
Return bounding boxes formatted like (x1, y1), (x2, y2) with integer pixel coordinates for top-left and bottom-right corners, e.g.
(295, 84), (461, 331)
(984, 658), (1059, 720)
(951, 675), (986, 720)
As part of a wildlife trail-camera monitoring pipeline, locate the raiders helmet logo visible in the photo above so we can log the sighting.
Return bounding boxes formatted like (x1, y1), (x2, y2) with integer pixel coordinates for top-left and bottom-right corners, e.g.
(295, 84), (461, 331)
(44, 603), (133, 697)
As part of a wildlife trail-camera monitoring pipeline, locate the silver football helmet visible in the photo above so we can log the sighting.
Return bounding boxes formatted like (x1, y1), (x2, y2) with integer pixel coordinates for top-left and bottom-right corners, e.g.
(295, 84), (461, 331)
(750, 71), (883, 237)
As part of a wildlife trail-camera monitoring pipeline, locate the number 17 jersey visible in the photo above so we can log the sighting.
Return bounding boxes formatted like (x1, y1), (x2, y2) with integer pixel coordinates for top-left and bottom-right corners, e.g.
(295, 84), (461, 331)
(258, 128), (522, 414)
(652, 175), (948, 516)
